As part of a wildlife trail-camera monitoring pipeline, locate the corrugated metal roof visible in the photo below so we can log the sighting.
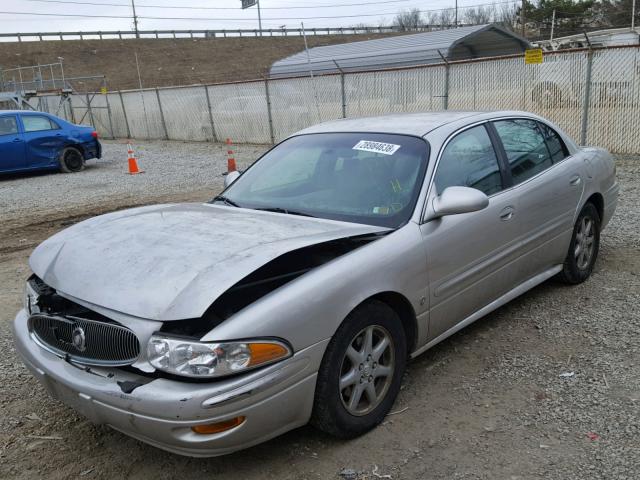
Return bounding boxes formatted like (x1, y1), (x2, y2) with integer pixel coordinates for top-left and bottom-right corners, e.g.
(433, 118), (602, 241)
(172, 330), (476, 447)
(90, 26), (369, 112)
(270, 24), (529, 77)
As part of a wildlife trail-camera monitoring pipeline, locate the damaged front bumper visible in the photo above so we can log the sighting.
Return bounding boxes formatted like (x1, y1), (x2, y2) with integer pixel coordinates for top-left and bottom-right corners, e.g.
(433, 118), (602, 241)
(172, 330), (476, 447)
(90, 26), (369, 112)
(12, 309), (326, 457)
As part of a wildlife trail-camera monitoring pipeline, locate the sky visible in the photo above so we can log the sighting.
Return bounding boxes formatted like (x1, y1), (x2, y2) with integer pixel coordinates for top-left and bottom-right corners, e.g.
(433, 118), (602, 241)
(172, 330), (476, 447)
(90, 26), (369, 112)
(0, 0), (516, 34)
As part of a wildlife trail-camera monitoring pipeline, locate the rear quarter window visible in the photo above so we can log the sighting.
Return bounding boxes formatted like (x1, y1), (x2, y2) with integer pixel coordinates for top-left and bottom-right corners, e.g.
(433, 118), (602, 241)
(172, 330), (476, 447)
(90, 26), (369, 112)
(22, 115), (59, 133)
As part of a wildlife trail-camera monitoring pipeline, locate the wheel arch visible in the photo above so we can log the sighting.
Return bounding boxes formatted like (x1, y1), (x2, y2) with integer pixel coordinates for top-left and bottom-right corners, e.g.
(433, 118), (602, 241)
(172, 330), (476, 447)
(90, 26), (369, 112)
(64, 143), (85, 156)
(585, 192), (604, 221)
(359, 291), (418, 355)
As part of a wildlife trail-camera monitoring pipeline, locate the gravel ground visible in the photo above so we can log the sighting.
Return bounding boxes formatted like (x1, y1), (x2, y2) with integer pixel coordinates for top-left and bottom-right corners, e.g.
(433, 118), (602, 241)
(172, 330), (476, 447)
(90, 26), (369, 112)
(0, 144), (638, 479)
(0, 140), (268, 227)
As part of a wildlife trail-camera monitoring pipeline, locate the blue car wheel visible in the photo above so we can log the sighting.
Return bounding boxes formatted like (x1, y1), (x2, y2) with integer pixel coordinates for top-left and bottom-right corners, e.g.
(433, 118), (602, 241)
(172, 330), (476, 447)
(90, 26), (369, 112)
(59, 147), (85, 173)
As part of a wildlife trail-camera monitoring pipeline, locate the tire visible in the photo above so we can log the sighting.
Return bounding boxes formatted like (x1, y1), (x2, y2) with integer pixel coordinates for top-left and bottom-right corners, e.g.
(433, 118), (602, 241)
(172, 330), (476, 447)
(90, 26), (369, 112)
(311, 300), (407, 438)
(558, 202), (601, 284)
(59, 146), (85, 173)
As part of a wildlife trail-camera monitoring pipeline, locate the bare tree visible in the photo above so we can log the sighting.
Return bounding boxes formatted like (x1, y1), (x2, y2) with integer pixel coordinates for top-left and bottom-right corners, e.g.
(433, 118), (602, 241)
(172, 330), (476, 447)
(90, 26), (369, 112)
(438, 8), (456, 27)
(463, 5), (496, 25)
(423, 10), (441, 27)
(394, 8), (423, 31)
(497, 2), (519, 30)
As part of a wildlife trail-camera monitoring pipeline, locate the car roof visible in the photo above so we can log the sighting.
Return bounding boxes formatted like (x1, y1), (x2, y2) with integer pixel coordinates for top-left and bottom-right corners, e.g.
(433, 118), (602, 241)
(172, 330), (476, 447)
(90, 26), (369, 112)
(0, 110), (53, 115)
(294, 111), (486, 137)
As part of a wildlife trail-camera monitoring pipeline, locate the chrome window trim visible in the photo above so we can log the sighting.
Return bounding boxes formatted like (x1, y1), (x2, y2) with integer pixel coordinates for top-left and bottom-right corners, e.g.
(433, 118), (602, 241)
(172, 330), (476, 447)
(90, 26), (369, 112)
(420, 115), (576, 224)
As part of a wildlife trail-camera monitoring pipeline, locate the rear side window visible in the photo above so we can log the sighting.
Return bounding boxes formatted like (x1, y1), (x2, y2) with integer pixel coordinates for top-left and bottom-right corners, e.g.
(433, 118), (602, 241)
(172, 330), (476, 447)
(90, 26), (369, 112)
(22, 115), (58, 133)
(493, 119), (553, 185)
(0, 116), (18, 135)
(537, 121), (568, 163)
(434, 125), (503, 196)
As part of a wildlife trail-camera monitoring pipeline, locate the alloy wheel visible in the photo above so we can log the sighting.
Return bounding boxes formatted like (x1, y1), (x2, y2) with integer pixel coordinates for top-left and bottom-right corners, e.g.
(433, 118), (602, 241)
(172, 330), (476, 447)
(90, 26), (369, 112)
(339, 325), (395, 416)
(574, 215), (595, 270)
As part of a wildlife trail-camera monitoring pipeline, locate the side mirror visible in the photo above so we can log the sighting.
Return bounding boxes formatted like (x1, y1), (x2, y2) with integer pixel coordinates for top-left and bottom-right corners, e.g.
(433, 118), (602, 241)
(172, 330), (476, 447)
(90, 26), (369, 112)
(432, 186), (489, 218)
(224, 170), (241, 188)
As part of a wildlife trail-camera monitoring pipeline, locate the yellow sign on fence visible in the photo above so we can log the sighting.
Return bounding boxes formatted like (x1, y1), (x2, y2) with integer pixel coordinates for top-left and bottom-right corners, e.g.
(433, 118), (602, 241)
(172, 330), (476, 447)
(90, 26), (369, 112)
(100, 86), (108, 94)
(524, 48), (544, 64)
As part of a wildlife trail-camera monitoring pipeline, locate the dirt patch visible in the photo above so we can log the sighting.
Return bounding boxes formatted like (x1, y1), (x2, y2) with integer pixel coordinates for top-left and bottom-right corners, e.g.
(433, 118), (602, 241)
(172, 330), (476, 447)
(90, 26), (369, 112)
(0, 34), (400, 90)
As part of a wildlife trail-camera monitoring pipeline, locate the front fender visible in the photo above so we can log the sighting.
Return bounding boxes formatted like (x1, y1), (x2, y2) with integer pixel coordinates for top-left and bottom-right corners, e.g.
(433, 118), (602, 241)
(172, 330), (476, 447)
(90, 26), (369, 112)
(203, 224), (428, 353)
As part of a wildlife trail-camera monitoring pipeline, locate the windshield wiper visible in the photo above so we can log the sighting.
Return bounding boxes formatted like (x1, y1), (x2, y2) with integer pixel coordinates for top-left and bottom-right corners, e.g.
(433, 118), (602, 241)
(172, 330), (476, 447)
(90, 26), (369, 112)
(254, 207), (316, 218)
(211, 195), (240, 207)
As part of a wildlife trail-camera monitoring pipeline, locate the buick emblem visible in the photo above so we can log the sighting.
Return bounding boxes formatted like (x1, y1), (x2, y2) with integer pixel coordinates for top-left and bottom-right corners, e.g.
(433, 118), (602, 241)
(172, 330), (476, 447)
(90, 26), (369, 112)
(71, 326), (87, 352)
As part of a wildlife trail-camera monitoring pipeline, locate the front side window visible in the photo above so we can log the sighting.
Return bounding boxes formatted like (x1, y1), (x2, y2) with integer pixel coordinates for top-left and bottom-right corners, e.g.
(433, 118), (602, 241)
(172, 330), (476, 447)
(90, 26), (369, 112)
(434, 125), (502, 196)
(537, 121), (568, 163)
(220, 133), (430, 228)
(0, 116), (18, 136)
(493, 119), (553, 185)
(22, 115), (58, 133)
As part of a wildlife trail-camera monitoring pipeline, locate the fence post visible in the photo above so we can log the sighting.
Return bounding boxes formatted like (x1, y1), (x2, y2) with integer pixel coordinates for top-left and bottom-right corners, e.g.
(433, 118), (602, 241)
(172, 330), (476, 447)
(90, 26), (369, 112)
(118, 90), (131, 138)
(85, 93), (95, 128)
(155, 88), (169, 140)
(203, 85), (218, 143)
(437, 50), (450, 110)
(580, 33), (594, 146)
(105, 94), (116, 139)
(334, 60), (346, 118)
(264, 77), (275, 144)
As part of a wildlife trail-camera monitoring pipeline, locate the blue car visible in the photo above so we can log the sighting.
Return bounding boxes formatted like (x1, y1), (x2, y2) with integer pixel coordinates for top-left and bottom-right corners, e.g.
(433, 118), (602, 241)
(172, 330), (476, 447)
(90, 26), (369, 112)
(0, 110), (101, 175)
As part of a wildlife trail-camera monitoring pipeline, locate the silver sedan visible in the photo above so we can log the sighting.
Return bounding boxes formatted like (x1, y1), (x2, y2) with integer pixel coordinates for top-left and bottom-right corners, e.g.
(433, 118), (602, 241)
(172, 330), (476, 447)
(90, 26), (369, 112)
(13, 111), (618, 456)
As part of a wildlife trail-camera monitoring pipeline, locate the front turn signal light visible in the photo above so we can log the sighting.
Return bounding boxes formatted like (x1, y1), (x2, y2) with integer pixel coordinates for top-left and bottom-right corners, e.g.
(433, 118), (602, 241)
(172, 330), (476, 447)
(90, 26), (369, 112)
(191, 416), (246, 435)
(248, 342), (290, 367)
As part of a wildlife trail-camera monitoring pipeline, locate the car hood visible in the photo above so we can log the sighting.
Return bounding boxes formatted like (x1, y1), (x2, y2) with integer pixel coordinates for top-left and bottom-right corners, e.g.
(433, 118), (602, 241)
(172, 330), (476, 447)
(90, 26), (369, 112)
(30, 203), (387, 321)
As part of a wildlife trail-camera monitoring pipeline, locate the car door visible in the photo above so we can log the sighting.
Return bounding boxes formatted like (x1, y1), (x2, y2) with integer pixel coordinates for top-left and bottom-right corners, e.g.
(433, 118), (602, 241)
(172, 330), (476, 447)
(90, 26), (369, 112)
(491, 118), (583, 280)
(21, 114), (66, 168)
(420, 123), (522, 342)
(0, 115), (26, 171)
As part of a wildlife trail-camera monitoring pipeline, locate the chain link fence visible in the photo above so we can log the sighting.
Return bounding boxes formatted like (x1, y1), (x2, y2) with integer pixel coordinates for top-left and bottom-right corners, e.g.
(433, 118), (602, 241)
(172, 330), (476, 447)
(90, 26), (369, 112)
(33, 44), (640, 154)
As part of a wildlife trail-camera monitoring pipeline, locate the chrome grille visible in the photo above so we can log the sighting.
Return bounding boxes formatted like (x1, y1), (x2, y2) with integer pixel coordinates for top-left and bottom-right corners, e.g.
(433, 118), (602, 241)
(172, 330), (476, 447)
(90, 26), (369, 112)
(29, 314), (140, 366)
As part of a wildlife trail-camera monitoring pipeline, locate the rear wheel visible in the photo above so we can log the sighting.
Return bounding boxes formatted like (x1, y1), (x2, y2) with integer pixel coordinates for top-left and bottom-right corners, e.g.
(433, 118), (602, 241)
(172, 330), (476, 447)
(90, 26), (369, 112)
(311, 300), (406, 438)
(59, 147), (85, 173)
(558, 202), (601, 284)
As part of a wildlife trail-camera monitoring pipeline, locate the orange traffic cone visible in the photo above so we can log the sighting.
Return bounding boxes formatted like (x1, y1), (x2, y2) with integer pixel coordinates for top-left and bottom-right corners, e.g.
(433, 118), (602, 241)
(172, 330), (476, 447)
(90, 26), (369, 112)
(127, 143), (144, 175)
(226, 138), (237, 172)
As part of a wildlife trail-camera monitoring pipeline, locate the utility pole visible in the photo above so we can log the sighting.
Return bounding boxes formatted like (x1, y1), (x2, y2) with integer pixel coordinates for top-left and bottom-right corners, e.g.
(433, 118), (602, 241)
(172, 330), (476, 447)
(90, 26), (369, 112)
(633, 0), (636, 29)
(257, 0), (263, 34)
(550, 9), (556, 41)
(520, 0), (526, 37)
(455, 0), (458, 27)
(131, 0), (140, 38)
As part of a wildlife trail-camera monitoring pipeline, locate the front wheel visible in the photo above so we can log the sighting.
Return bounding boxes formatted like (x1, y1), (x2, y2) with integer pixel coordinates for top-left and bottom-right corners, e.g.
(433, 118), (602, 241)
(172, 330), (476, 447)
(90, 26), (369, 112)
(558, 202), (601, 284)
(311, 300), (407, 438)
(59, 146), (85, 173)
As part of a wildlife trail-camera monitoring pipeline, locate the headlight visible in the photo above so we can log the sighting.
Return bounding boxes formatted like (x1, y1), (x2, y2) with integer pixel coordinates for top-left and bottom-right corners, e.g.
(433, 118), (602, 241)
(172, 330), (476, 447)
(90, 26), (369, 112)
(146, 335), (292, 378)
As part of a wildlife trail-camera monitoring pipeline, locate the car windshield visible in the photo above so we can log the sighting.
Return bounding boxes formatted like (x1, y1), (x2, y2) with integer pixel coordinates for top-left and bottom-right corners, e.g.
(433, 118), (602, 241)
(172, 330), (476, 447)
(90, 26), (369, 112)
(218, 133), (430, 228)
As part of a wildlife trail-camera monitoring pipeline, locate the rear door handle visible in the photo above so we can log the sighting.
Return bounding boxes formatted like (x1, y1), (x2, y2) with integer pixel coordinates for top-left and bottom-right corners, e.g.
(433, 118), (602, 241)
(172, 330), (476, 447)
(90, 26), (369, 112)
(12, 138), (22, 142)
(500, 206), (515, 221)
(570, 175), (582, 186)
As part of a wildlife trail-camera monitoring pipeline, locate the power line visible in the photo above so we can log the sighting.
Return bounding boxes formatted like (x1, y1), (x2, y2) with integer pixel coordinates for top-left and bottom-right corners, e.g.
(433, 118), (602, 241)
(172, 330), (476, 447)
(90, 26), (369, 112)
(0, 2), (521, 22)
(22, 0), (413, 10)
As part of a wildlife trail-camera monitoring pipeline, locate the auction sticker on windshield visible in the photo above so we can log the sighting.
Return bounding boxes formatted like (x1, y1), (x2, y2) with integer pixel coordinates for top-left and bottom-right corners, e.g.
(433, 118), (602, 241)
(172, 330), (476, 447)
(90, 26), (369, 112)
(353, 140), (401, 155)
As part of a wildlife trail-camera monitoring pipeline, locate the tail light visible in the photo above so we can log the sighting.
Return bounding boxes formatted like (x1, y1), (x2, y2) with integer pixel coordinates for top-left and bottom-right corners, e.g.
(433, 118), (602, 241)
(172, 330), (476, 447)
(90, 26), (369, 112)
(91, 131), (99, 139)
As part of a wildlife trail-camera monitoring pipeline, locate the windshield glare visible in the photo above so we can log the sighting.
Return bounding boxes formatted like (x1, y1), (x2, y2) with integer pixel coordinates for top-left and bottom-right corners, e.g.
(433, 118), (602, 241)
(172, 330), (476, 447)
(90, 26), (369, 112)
(221, 133), (430, 228)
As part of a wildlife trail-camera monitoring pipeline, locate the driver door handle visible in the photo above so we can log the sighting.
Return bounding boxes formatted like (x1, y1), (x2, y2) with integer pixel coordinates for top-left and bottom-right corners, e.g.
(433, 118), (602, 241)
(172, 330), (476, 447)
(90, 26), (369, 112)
(570, 175), (582, 186)
(500, 206), (515, 221)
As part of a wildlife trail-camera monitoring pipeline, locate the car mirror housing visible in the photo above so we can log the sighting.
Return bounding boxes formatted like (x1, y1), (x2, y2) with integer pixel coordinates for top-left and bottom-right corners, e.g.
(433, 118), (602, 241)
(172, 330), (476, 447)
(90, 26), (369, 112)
(432, 186), (489, 218)
(224, 170), (241, 188)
